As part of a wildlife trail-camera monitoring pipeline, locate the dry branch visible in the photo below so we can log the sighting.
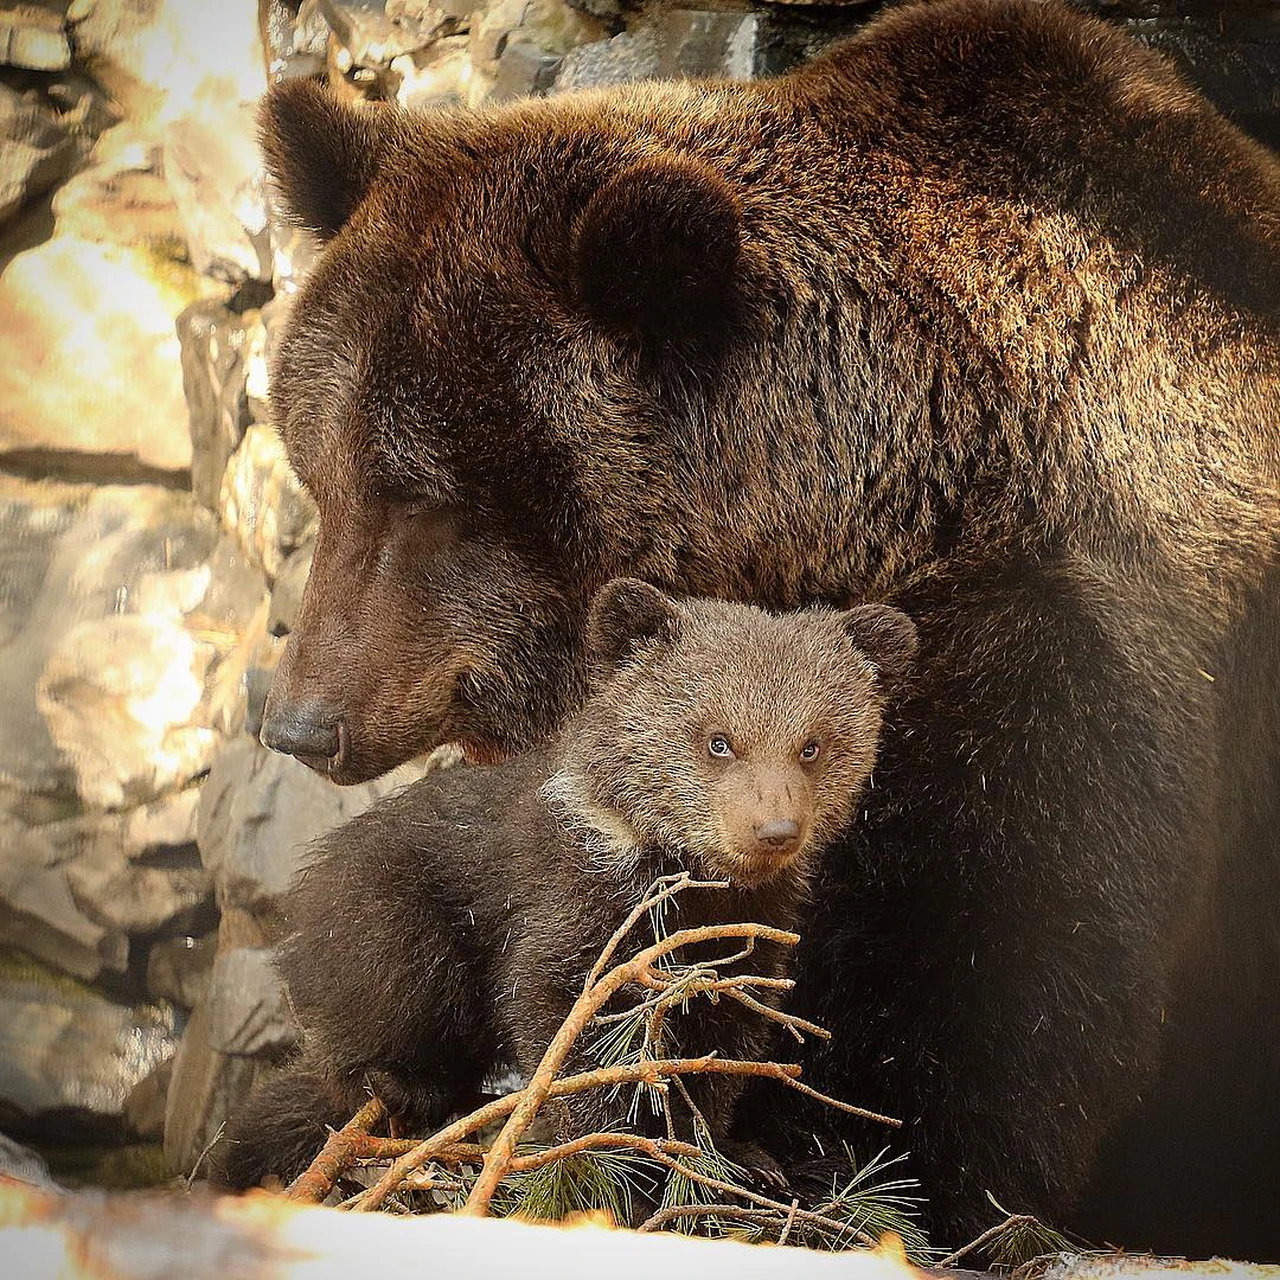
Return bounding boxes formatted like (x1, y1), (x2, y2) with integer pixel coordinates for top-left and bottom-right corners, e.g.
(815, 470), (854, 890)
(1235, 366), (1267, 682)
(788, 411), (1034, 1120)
(286, 1095), (387, 1204)
(352, 1055), (807, 1212)
(641, 1152), (878, 1249)
(936, 1213), (1038, 1267)
(460, 919), (804, 1217)
(273, 873), (903, 1241)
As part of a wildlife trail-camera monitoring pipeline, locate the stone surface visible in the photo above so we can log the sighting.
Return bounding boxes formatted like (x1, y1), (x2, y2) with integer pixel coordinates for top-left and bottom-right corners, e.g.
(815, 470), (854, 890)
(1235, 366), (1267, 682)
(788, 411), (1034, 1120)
(0, 814), (129, 981)
(322, 0), (467, 68)
(554, 26), (658, 89)
(389, 35), (472, 109)
(0, 1130), (57, 1189)
(162, 1001), (258, 1179)
(123, 1057), (172, 1141)
(0, 4), (72, 71)
(207, 596), (277, 739)
(177, 300), (253, 510)
(204, 947), (297, 1057)
(37, 613), (221, 812)
(0, 479), (250, 816)
(659, 9), (756, 78)
(0, 230), (200, 474)
(48, 123), (184, 250)
(263, 0), (330, 82)
(0, 951), (180, 1138)
(0, 789), (208, 982)
(0, 80), (77, 226)
(470, 0), (600, 82)
(267, 539), (314, 637)
(555, 10), (758, 90)
(62, 835), (210, 938)
(267, 214), (320, 296)
(162, 106), (272, 285)
(145, 931), (216, 1010)
(71, 0), (264, 131)
(219, 422), (317, 580)
(490, 35), (561, 99)
(197, 735), (429, 912)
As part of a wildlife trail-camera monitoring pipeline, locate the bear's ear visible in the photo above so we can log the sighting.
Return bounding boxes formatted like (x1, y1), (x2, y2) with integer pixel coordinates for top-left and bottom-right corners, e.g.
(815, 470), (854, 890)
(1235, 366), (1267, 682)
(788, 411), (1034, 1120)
(573, 156), (741, 343)
(259, 80), (398, 240)
(587, 578), (682, 671)
(841, 605), (919, 687)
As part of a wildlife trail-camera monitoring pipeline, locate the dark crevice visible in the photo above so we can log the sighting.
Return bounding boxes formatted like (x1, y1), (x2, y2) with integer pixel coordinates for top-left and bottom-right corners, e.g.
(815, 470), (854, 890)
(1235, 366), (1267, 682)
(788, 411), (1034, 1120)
(0, 449), (192, 489)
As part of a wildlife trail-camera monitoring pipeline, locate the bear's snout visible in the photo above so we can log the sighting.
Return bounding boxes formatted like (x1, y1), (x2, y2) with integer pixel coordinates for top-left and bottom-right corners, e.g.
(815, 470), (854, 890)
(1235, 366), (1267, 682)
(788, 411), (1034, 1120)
(754, 817), (802, 849)
(260, 696), (347, 774)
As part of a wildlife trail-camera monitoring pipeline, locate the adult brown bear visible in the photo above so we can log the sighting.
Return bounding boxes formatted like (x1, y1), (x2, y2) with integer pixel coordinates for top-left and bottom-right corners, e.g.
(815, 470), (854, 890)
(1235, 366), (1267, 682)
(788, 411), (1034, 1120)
(255, 0), (1280, 1256)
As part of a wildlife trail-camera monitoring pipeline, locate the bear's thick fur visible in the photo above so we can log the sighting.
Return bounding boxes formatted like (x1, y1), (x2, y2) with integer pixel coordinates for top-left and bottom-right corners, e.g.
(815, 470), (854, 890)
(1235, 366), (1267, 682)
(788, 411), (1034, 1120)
(221, 583), (917, 1192)
(255, 0), (1280, 1254)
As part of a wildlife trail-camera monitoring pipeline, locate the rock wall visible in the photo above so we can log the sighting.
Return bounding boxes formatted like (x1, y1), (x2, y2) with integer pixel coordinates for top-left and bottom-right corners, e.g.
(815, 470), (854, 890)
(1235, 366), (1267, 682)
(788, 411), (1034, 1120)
(0, 0), (1274, 1187)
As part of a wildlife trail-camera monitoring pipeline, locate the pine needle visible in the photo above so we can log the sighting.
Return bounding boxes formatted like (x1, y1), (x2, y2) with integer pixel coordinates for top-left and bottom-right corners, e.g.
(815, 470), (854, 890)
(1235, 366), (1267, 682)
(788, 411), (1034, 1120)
(498, 1142), (658, 1224)
(975, 1193), (1080, 1270)
(656, 1125), (755, 1237)
(802, 1145), (932, 1258)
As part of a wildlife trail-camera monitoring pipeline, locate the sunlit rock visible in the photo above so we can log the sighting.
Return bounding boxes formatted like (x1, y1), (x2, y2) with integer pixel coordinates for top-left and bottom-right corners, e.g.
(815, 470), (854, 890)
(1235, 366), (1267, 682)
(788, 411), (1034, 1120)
(218, 422), (317, 581)
(0, 479), (258, 814)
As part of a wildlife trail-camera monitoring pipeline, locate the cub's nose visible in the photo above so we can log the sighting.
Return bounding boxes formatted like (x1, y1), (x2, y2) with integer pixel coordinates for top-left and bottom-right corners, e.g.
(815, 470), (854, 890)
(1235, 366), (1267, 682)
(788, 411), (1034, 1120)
(754, 818), (801, 848)
(260, 698), (344, 765)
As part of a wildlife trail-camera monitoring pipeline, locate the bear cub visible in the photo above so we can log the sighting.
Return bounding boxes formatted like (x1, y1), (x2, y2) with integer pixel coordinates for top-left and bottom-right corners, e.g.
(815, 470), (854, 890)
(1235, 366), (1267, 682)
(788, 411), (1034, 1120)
(222, 579), (917, 1191)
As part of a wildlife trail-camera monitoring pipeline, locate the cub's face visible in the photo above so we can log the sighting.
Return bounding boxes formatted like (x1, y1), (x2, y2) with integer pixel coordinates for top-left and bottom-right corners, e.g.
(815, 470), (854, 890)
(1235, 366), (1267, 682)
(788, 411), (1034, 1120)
(255, 82), (749, 783)
(561, 580), (918, 886)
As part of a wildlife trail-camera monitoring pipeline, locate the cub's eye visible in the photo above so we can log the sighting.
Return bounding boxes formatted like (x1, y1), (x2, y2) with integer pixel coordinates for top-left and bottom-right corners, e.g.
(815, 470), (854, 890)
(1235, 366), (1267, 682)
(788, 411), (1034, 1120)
(708, 735), (735, 760)
(799, 741), (821, 762)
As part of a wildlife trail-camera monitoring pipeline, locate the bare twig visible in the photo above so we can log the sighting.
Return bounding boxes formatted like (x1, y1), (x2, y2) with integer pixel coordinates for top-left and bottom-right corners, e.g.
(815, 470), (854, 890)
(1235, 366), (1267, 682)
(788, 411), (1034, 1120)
(348, 1136), (485, 1163)
(287, 1096), (387, 1203)
(937, 1213), (1038, 1267)
(778, 1197), (802, 1247)
(583, 874), (728, 991)
(638, 1203), (788, 1232)
(461, 921), (802, 1217)
(354, 1055), (800, 1212)
(510, 1133), (701, 1173)
(643, 1152), (877, 1248)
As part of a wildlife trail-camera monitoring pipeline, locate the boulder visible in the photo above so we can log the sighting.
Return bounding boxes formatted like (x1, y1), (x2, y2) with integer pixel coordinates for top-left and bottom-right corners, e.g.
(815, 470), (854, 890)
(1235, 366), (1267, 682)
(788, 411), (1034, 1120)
(0, 80), (77, 227)
(162, 1002), (258, 1179)
(162, 106), (272, 285)
(145, 931), (216, 1010)
(176, 300), (253, 510)
(0, 790), (209, 982)
(197, 736), (431, 912)
(37, 614), (221, 812)
(219, 423), (317, 580)
(204, 947), (297, 1057)
(0, 479), (255, 817)
(0, 4), (72, 72)
(0, 951), (180, 1139)
(0, 231), (200, 475)
(0, 1131), (57, 1189)
(555, 9), (757, 90)
(0, 814), (128, 981)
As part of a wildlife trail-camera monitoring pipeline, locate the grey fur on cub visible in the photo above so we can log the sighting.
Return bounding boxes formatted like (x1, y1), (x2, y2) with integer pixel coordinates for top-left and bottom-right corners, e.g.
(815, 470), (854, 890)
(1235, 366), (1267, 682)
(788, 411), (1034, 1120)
(220, 579), (917, 1192)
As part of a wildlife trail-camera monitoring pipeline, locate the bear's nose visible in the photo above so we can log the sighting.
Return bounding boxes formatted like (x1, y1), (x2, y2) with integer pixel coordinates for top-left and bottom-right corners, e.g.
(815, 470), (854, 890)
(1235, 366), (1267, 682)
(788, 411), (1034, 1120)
(260, 698), (345, 768)
(754, 818), (801, 848)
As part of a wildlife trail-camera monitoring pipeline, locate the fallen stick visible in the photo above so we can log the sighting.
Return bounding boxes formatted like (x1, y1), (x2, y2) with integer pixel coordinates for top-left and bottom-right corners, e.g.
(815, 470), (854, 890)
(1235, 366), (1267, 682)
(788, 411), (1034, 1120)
(286, 1096), (387, 1204)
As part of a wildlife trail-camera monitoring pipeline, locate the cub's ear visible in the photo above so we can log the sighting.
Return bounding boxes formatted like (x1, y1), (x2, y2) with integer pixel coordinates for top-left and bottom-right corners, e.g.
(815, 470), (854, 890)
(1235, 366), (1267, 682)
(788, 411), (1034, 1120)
(841, 605), (919, 687)
(573, 155), (741, 343)
(259, 80), (398, 239)
(587, 578), (682, 671)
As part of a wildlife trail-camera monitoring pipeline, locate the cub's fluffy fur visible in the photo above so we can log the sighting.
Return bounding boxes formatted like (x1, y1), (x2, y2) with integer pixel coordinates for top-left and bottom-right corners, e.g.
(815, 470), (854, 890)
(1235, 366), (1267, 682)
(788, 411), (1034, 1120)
(221, 581), (916, 1191)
